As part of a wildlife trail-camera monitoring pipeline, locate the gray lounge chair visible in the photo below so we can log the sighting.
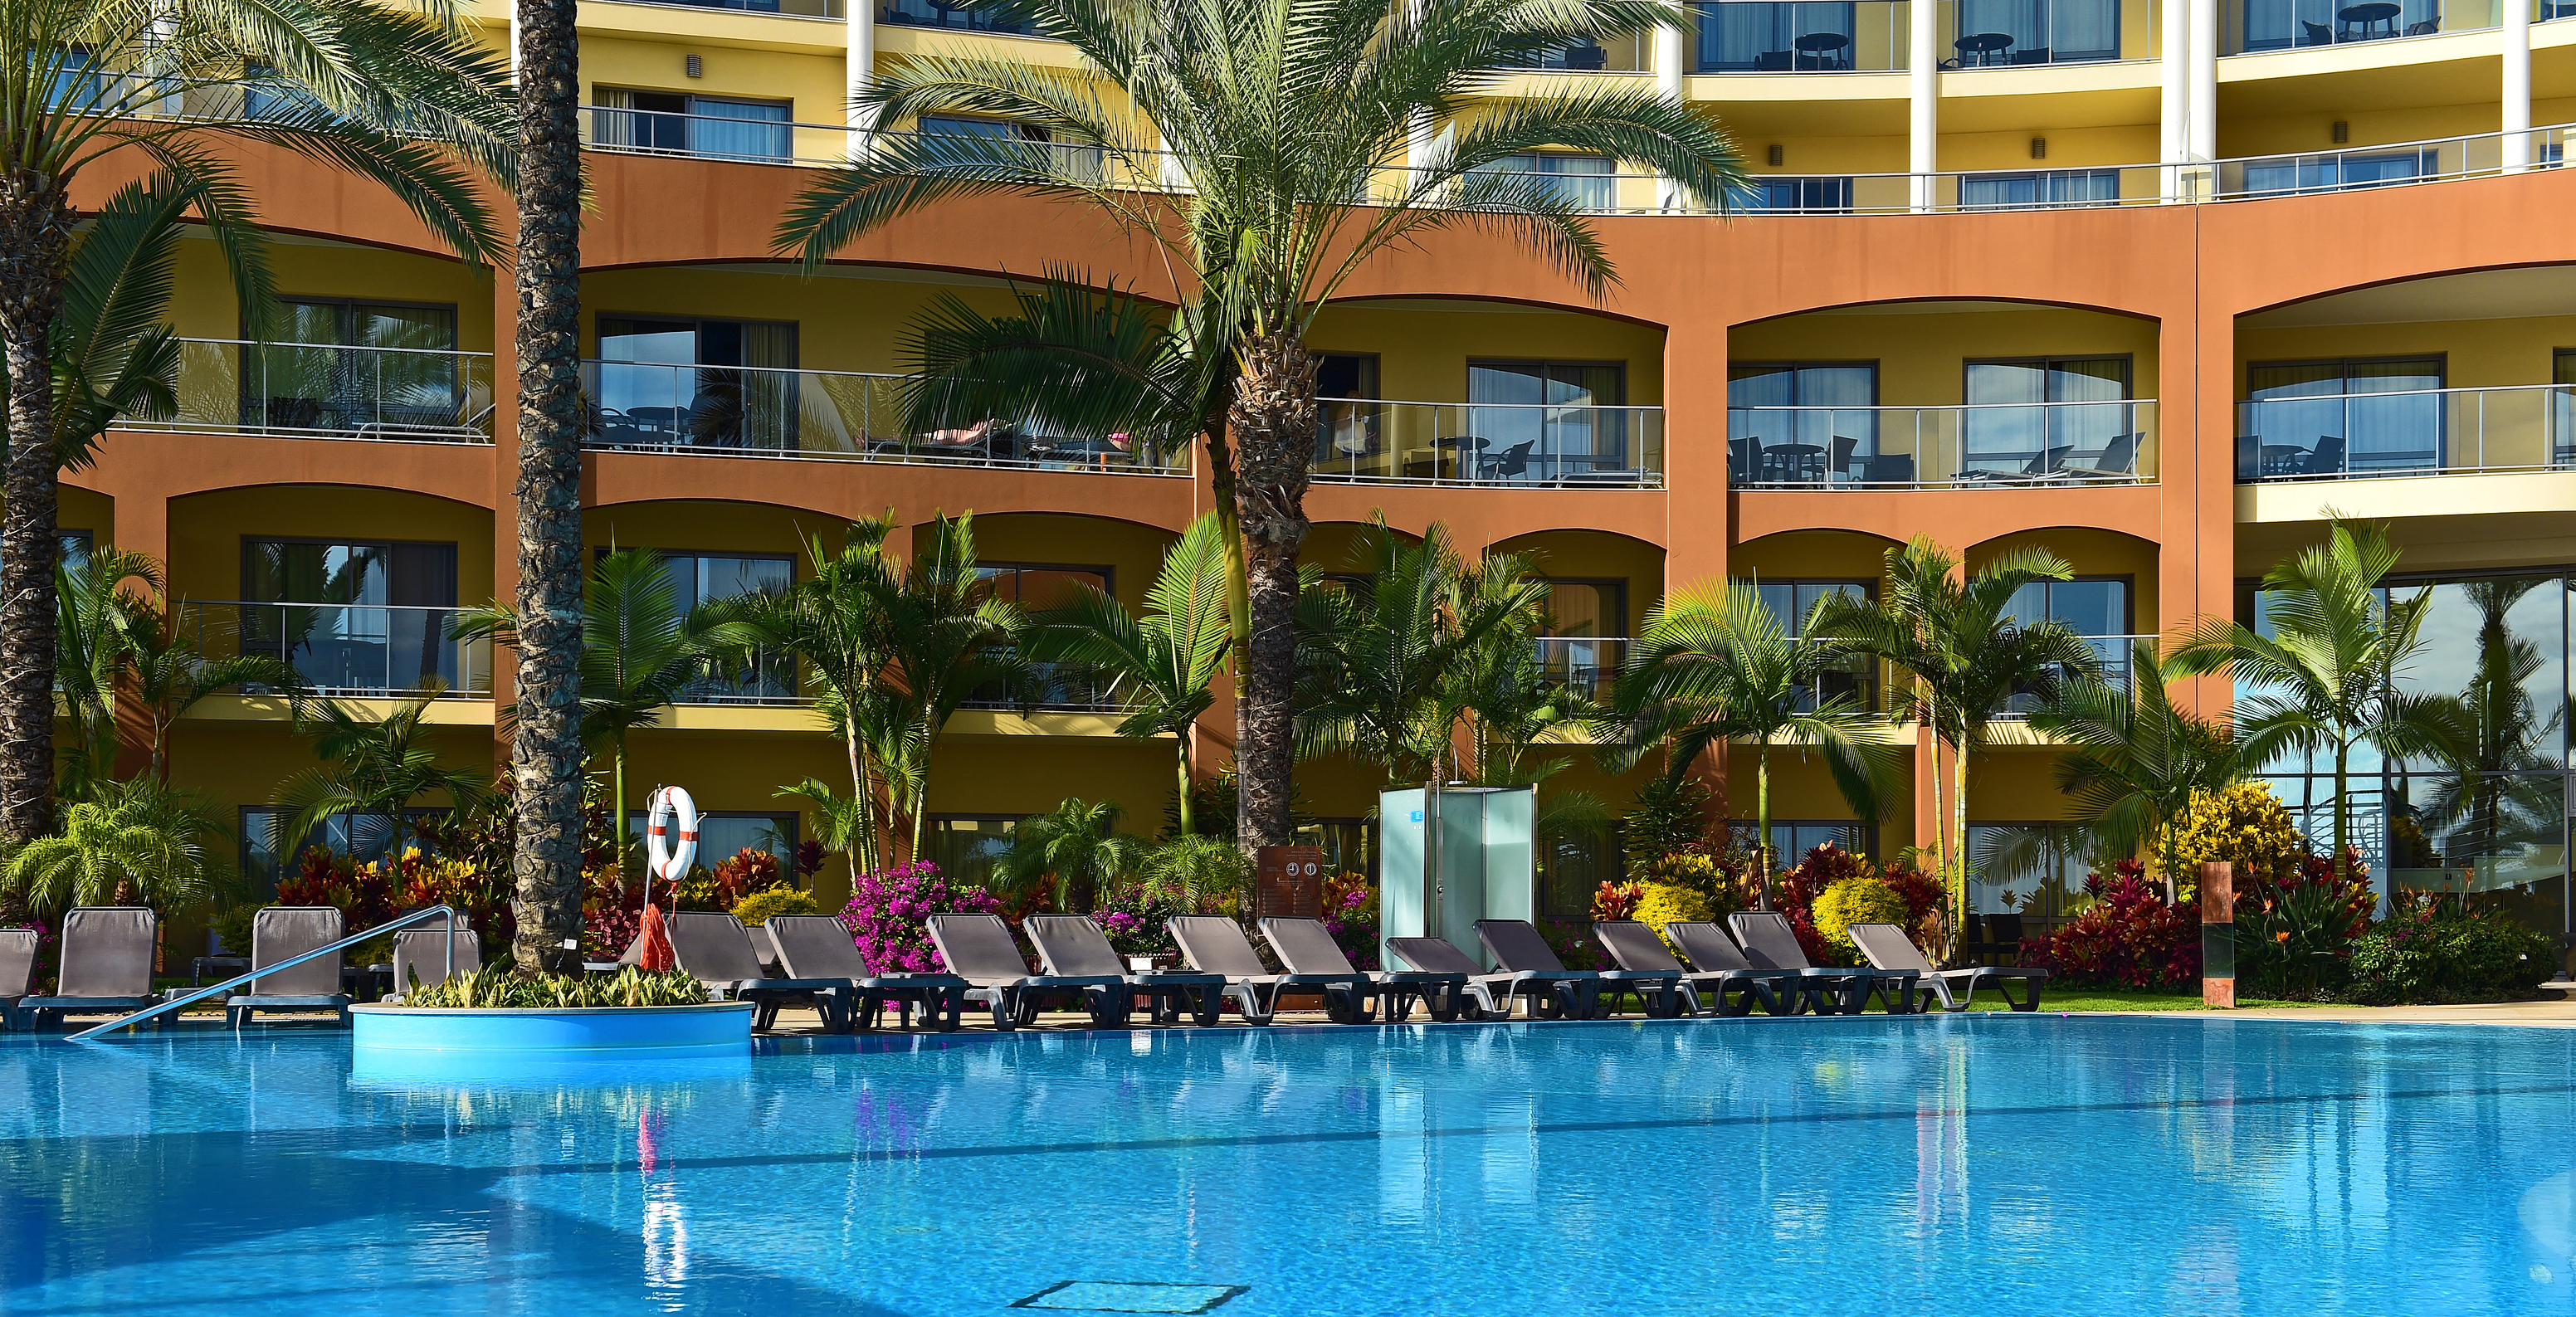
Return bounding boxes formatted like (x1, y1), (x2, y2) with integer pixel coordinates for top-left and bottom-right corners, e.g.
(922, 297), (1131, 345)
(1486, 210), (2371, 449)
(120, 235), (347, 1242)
(1480, 918), (1691, 1019)
(383, 928), (481, 1002)
(1026, 915), (1246, 1026)
(1728, 910), (1920, 1015)
(1169, 915), (1331, 1022)
(0, 927), (37, 1031)
(768, 913), (973, 1032)
(17, 908), (163, 1031)
(1257, 916), (1471, 1022)
(226, 906), (354, 1027)
(666, 911), (851, 1032)
(1386, 934), (1584, 1020)
(1595, 919), (1783, 1017)
(1660, 922), (1808, 1016)
(927, 913), (1126, 1028)
(1851, 923), (2048, 1012)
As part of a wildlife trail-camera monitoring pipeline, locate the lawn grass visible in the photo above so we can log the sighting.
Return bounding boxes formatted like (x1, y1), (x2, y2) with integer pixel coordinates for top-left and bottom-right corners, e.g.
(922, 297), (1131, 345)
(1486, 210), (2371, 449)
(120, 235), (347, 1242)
(1950, 986), (2327, 1012)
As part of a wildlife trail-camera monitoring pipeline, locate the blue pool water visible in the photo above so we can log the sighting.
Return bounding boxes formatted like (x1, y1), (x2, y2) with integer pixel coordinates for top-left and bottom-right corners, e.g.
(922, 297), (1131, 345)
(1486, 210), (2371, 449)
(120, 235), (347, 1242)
(5, 1015), (2576, 1315)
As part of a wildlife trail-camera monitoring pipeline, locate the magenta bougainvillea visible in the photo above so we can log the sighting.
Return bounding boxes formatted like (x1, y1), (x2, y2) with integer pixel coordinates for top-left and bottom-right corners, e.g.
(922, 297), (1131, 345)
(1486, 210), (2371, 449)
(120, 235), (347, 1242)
(838, 861), (1002, 973)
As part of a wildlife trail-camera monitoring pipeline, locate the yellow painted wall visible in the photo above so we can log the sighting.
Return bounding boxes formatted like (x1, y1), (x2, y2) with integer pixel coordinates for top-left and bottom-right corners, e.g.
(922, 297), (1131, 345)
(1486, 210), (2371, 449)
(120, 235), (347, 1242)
(1733, 136), (1915, 175)
(588, 500), (839, 568)
(580, 266), (1033, 375)
(164, 487), (496, 605)
(61, 488), (115, 547)
(1308, 301), (1668, 405)
(2217, 101), (2500, 159)
(1489, 528), (1666, 632)
(1732, 529), (1905, 581)
(583, 35), (841, 125)
(174, 236), (494, 349)
(961, 513), (1179, 612)
(1728, 303), (2163, 402)
(2236, 313), (2576, 392)
(1969, 525), (2162, 631)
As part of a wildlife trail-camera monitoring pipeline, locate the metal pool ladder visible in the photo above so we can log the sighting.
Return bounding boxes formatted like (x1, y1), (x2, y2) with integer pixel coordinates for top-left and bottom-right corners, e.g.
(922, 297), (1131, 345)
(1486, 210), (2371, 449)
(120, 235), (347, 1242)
(61, 905), (466, 1042)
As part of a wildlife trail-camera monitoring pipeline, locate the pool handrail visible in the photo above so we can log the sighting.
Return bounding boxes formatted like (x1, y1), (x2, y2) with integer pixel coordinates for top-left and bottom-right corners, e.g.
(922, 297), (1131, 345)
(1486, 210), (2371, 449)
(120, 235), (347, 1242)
(62, 905), (463, 1041)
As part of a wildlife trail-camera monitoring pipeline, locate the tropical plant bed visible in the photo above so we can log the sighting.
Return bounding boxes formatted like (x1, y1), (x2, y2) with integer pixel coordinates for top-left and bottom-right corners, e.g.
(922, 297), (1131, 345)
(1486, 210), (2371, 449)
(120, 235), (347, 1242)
(354, 967), (746, 1055)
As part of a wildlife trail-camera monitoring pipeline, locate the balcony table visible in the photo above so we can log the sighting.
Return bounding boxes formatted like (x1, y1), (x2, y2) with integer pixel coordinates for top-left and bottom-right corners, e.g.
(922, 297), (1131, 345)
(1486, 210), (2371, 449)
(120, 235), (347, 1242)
(2259, 443), (2310, 476)
(1793, 32), (1851, 70)
(1954, 32), (2013, 65)
(2336, 2), (2399, 38)
(1433, 434), (1489, 480)
(1756, 442), (1826, 484)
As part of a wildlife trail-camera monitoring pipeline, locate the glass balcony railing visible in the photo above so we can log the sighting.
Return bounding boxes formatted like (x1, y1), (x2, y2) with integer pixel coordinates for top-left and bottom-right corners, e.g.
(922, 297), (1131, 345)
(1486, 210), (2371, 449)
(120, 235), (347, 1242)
(179, 602), (492, 698)
(1312, 398), (1665, 487)
(124, 339), (495, 441)
(1693, 0), (1910, 69)
(1534, 637), (1629, 701)
(877, 0), (1039, 33)
(1498, 34), (1651, 71)
(632, 0), (840, 14)
(2229, 0), (2467, 52)
(1993, 636), (2148, 717)
(2208, 127), (2569, 198)
(2236, 384), (2576, 481)
(1729, 400), (2156, 489)
(579, 359), (1189, 474)
(1939, 0), (2128, 64)
(676, 647), (799, 705)
(963, 661), (1139, 713)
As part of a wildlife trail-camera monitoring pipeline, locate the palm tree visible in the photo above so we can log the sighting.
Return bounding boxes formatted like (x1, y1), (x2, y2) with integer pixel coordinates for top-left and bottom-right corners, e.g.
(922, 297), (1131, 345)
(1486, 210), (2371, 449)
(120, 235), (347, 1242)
(990, 797), (1147, 913)
(775, 0), (1747, 860)
(1808, 536), (2100, 949)
(735, 520), (904, 874)
(2166, 518), (2472, 867)
(5, 777), (228, 912)
(1606, 580), (1899, 907)
(457, 548), (767, 873)
(1032, 514), (1231, 834)
(2412, 578), (2562, 865)
(0, 0), (512, 844)
(871, 515), (1029, 858)
(270, 685), (492, 863)
(52, 549), (158, 801)
(2028, 640), (2241, 901)
(115, 588), (309, 786)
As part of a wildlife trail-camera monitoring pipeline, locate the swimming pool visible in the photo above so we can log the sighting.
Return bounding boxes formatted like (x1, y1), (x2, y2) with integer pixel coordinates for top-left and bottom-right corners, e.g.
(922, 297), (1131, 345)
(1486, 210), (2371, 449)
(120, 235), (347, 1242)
(3, 1015), (2574, 1315)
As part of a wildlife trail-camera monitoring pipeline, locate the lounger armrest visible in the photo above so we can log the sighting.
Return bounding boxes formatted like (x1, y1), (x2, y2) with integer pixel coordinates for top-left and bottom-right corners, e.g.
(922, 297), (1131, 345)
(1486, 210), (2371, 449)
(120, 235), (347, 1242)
(1024, 973), (1129, 990)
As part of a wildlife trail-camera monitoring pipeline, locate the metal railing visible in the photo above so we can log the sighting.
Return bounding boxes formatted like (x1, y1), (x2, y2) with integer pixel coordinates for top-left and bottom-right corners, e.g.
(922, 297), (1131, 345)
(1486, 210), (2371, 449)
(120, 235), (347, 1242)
(1311, 397), (1666, 486)
(964, 661), (1140, 712)
(578, 359), (1192, 474)
(1991, 635), (2148, 717)
(2236, 383), (2576, 481)
(2227, 0), (2476, 52)
(179, 601), (493, 698)
(675, 647), (800, 705)
(1728, 399), (2156, 489)
(2208, 125), (2571, 199)
(1496, 33), (1652, 71)
(1694, 0), (1911, 70)
(118, 339), (496, 442)
(1534, 637), (1629, 701)
(64, 905), (462, 1041)
(878, 0), (1045, 32)
(1936, 0), (2132, 65)
(625, 0), (841, 15)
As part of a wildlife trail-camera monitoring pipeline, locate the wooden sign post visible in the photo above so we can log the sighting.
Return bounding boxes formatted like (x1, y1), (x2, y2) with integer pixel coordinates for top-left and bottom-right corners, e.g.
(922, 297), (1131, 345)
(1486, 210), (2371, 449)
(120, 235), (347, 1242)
(1256, 846), (1325, 921)
(2199, 861), (2236, 1009)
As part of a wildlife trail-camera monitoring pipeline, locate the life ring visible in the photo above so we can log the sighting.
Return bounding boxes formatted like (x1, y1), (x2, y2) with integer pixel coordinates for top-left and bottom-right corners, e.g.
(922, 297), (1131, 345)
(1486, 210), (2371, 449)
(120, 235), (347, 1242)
(646, 785), (699, 884)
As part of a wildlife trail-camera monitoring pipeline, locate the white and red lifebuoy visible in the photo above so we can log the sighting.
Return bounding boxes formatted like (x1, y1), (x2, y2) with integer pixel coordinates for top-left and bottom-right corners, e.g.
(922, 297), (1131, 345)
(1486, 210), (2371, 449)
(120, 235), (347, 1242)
(645, 785), (700, 884)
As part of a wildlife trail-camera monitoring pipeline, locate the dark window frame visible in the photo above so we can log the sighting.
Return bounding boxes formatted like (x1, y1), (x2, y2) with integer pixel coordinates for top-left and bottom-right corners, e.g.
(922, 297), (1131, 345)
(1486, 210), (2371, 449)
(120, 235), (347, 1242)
(256, 295), (461, 349)
(1726, 360), (1881, 407)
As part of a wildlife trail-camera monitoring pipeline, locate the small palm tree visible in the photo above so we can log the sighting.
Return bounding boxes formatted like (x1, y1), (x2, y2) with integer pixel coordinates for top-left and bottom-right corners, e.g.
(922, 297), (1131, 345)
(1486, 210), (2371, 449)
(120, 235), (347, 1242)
(53, 549), (159, 801)
(2029, 641), (2241, 901)
(2166, 518), (2471, 866)
(1134, 832), (1252, 916)
(1808, 536), (2101, 950)
(1033, 514), (1231, 834)
(777, 0), (1746, 859)
(5, 777), (228, 911)
(737, 520), (904, 872)
(1607, 580), (1899, 907)
(270, 685), (491, 861)
(991, 798), (1147, 913)
(119, 598), (310, 786)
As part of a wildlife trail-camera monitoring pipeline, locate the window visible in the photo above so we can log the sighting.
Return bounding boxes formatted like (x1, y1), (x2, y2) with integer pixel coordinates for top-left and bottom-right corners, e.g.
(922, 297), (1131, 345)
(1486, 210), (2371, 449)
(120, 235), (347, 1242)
(44, 48), (107, 113)
(1695, 2), (1859, 70)
(1500, 33), (1645, 71)
(975, 564), (1119, 708)
(593, 315), (799, 451)
(917, 115), (1101, 181)
(2242, 149), (2437, 196)
(1962, 356), (2134, 479)
(1734, 177), (1854, 213)
(1314, 353), (1384, 469)
(1535, 581), (1627, 700)
(1744, 578), (1876, 709)
(628, 549), (795, 701)
(242, 298), (462, 435)
(627, 812), (803, 881)
(1965, 822), (2090, 927)
(923, 816), (1022, 890)
(1469, 154), (1616, 212)
(878, 0), (1034, 34)
(1727, 362), (1881, 484)
(1734, 821), (1878, 867)
(1950, 0), (2121, 62)
(241, 539), (461, 695)
(1959, 168), (2120, 210)
(241, 807), (444, 898)
(2558, 349), (2575, 387)
(2240, 356), (2444, 478)
(1467, 359), (1627, 482)
(977, 563), (1111, 608)
(1995, 576), (2130, 714)
(593, 90), (791, 163)
(2239, 0), (2438, 49)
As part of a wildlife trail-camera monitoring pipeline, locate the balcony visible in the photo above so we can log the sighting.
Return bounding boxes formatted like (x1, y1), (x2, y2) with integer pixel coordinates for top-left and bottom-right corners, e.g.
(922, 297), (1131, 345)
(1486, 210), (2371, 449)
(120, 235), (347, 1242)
(1499, 34), (1651, 71)
(124, 339), (495, 442)
(622, 0), (839, 14)
(1534, 637), (1629, 701)
(1993, 636), (2147, 717)
(179, 602), (492, 699)
(1729, 400), (2156, 489)
(2208, 128), (2569, 200)
(2227, 0), (2472, 52)
(579, 359), (1191, 474)
(877, 0), (1041, 33)
(2236, 384), (2576, 481)
(963, 661), (1139, 712)
(1312, 398), (1665, 487)
(1939, 0), (2128, 64)
(1694, 0), (1910, 70)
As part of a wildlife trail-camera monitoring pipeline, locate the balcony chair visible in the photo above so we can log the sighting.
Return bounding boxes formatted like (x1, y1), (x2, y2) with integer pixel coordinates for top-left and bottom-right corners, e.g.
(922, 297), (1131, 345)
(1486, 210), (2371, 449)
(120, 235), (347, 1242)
(2061, 432), (2138, 480)
(1478, 439), (1536, 481)
(1559, 41), (1610, 69)
(2403, 18), (2437, 33)
(2301, 19), (2334, 43)
(2301, 435), (2348, 476)
(1754, 50), (1794, 70)
(2010, 46), (2053, 63)
(1862, 453), (1916, 485)
(1827, 433), (1861, 483)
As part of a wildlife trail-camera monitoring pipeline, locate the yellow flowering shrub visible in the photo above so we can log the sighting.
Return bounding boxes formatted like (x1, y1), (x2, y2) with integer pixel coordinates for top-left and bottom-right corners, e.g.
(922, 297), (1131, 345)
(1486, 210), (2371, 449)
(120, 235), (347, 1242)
(2164, 781), (2306, 897)
(1811, 876), (1911, 962)
(1629, 882), (1715, 956)
(730, 886), (822, 926)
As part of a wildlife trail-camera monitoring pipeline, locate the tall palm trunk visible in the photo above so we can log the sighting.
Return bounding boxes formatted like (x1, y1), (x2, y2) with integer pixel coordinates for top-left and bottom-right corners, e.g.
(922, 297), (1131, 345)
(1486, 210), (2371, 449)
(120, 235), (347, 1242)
(1227, 331), (1316, 856)
(509, 0), (588, 974)
(1951, 733), (1970, 953)
(0, 176), (76, 842)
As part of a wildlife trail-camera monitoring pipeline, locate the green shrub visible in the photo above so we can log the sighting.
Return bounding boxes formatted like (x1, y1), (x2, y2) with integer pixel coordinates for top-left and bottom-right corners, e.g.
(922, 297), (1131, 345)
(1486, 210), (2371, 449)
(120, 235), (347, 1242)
(402, 964), (709, 1009)
(2348, 902), (2556, 1006)
(208, 905), (258, 957)
(730, 886), (821, 926)
(1810, 876), (1910, 964)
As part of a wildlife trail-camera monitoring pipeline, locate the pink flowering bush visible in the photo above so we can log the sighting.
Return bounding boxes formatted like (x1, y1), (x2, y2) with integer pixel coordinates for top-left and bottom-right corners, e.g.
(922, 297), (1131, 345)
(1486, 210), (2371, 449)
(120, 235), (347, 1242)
(1320, 874), (1380, 970)
(839, 861), (1002, 973)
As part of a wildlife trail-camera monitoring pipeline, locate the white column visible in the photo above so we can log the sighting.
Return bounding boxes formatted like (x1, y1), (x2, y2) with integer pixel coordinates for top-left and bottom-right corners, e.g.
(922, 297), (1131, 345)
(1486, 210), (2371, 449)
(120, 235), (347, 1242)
(2160, 0), (2188, 198)
(1656, 22), (1688, 209)
(2187, 0), (2217, 164)
(2505, 0), (2533, 171)
(1909, 0), (1938, 210)
(846, 0), (876, 159)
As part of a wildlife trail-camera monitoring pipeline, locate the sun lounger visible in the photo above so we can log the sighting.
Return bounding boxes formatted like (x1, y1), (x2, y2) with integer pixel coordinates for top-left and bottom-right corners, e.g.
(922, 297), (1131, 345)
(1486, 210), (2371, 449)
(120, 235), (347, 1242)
(1481, 918), (1690, 1018)
(1851, 923), (2048, 1012)
(666, 912), (854, 1032)
(1728, 910), (1920, 1015)
(1659, 922), (1809, 1016)
(17, 908), (163, 1031)
(1257, 916), (1472, 1022)
(383, 928), (481, 1002)
(226, 906), (354, 1027)
(767, 914), (973, 1032)
(1025, 915), (1245, 1026)
(1168, 915), (1345, 1022)
(928, 913), (1128, 1028)
(1594, 919), (1783, 1017)
(0, 928), (37, 1031)
(1386, 934), (1587, 1021)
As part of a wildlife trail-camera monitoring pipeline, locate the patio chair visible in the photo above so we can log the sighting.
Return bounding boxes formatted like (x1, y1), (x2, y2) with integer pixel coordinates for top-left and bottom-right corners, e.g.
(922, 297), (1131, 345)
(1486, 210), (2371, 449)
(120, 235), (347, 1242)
(1025, 915), (1245, 1026)
(226, 906), (354, 1028)
(17, 908), (162, 1032)
(1728, 910), (1920, 1015)
(2301, 19), (2334, 43)
(926, 913), (1128, 1028)
(1387, 934), (1583, 1021)
(383, 928), (481, 1002)
(1851, 924), (2048, 1012)
(2061, 432), (2137, 480)
(666, 912), (853, 1032)
(1170, 915), (1344, 1022)
(1258, 916), (1473, 1022)
(1596, 919), (1790, 1017)
(0, 927), (37, 1031)
(767, 914), (971, 1033)
(2302, 435), (2347, 476)
(1478, 918), (1691, 1019)
(1659, 922), (1807, 1016)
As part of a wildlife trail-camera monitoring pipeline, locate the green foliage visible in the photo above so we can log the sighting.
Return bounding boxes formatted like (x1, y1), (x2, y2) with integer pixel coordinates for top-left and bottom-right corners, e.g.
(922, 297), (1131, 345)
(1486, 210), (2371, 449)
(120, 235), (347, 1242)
(2348, 899), (2558, 1006)
(729, 887), (822, 926)
(1810, 876), (1912, 962)
(402, 964), (710, 1009)
(1630, 882), (1714, 955)
(991, 798), (1146, 913)
(2031, 639), (2242, 895)
(5, 778), (230, 912)
(208, 904), (259, 958)
(2166, 781), (2307, 897)
(1620, 776), (1713, 866)
(270, 685), (490, 858)
(1134, 833), (1251, 916)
